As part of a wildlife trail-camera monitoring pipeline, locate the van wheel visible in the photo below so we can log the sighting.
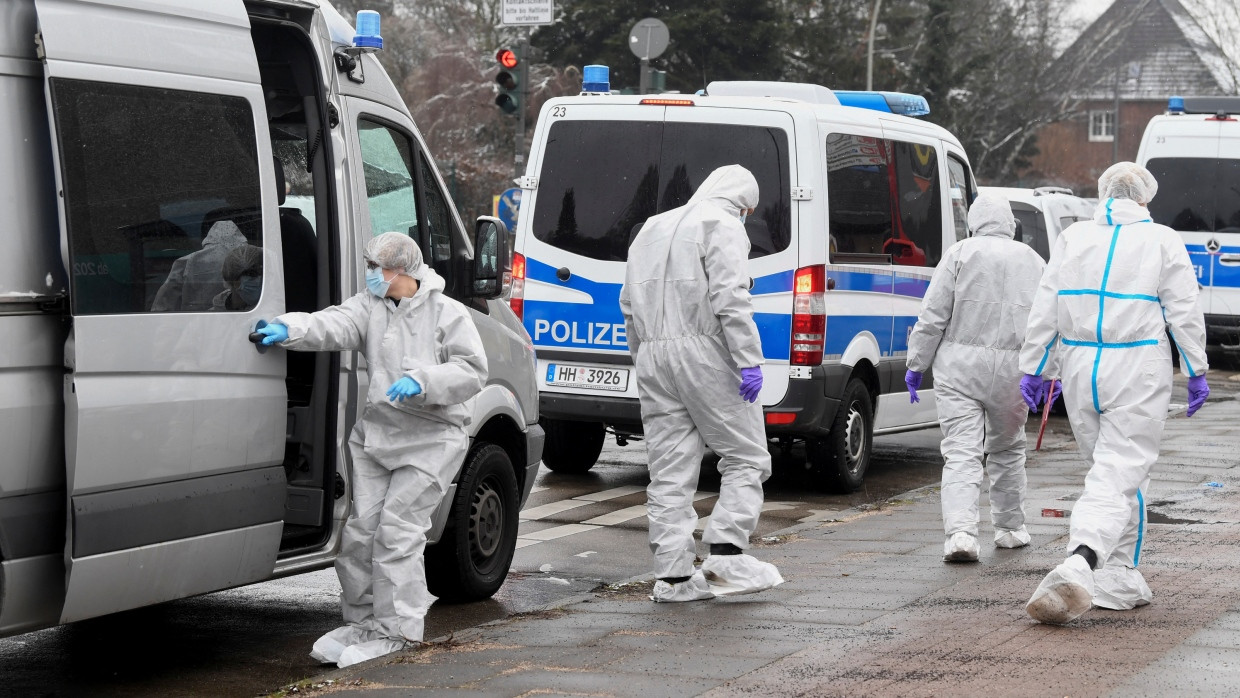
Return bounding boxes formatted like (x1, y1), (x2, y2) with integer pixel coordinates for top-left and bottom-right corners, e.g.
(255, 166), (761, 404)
(541, 418), (605, 473)
(808, 377), (873, 493)
(426, 443), (519, 602)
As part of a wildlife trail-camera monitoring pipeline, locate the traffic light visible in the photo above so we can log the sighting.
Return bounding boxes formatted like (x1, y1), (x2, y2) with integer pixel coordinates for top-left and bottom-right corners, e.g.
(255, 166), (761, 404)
(495, 48), (521, 115)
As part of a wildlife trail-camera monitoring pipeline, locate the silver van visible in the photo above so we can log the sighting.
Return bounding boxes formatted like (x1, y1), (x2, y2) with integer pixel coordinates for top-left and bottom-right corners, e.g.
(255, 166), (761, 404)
(1, 0), (540, 637)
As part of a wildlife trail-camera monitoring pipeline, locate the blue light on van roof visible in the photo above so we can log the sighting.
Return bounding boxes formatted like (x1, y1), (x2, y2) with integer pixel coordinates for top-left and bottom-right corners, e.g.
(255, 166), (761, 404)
(835, 90), (931, 117)
(353, 10), (383, 49)
(582, 65), (610, 93)
(1168, 95), (1185, 113)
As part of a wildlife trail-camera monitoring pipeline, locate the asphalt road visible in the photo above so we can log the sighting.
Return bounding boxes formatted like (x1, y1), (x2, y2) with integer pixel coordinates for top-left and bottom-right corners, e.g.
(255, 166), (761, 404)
(0, 428), (946, 698)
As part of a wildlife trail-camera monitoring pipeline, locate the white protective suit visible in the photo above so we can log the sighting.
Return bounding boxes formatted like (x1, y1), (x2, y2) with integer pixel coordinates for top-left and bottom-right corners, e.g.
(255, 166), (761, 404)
(276, 236), (487, 663)
(151, 220), (248, 312)
(620, 165), (781, 595)
(907, 194), (1047, 557)
(1021, 163), (1207, 620)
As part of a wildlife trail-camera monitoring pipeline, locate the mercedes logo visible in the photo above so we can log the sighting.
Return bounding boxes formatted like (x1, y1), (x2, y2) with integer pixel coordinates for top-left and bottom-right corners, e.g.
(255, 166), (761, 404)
(1207, 237), (1221, 253)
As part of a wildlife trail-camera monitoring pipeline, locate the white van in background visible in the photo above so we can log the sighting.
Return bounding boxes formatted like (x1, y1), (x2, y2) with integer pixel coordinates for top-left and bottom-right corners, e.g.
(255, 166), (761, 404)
(510, 77), (978, 492)
(978, 186), (1094, 260)
(2, 0), (539, 638)
(1138, 95), (1240, 351)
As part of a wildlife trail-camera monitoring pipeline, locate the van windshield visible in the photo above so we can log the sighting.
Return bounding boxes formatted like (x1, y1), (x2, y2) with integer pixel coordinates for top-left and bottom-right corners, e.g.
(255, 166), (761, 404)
(1010, 203), (1050, 260)
(1146, 157), (1240, 232)
(533, 120), (792, 262)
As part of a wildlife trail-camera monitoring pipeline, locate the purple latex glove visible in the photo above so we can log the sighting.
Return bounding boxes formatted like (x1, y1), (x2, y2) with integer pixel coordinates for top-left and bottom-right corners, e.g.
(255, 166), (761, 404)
(739, 367), (763, 403)
(1187, 375), (1210, 417)
(1019, 374), (1045, 412)
(905, 370), (922, 404)
(1043, 378), (1062, 408)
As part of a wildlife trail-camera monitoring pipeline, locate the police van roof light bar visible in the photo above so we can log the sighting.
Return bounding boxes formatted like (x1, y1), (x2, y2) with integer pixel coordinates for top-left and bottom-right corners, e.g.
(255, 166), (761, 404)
(1167, 95), (1240, 116)
(835, 90), (931, 117)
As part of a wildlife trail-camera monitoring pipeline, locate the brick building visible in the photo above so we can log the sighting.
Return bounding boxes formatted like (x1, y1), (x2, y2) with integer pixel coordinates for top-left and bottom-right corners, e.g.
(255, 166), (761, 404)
(1020, 0), (1235, 195)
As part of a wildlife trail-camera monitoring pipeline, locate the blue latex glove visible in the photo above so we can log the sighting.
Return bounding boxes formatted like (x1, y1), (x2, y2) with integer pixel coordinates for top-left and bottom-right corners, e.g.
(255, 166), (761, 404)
(905, 370), (922, 404)
(1019, 374), (1045, 412)
(386, 376), (423, 402)
(738, 367), (763, 403)
(1043, 378), (1062, 408)
(1187, 375), (1210, 417)
(256, 322), (289, 346)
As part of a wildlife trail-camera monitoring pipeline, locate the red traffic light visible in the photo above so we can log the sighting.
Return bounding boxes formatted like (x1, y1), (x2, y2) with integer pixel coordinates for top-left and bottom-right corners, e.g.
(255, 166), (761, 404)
(496, 48), (519, 69)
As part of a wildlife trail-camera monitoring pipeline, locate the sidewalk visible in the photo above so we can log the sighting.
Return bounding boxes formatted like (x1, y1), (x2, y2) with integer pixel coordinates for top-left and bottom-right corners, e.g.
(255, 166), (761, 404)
(282, 395), (1240, 697)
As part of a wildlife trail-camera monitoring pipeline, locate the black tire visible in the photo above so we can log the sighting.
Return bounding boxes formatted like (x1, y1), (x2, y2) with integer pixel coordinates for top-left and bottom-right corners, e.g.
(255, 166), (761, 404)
(808, 377), (874, 493)
(425, 443), (519, 602)
(540, 418), (605, 474)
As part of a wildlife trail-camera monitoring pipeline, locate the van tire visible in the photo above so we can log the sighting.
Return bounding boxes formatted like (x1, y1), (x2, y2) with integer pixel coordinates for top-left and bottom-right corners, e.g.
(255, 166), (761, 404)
(425, 442), (519, 602)
(541, 418), (605, 473)
(808, 377), (873, 493)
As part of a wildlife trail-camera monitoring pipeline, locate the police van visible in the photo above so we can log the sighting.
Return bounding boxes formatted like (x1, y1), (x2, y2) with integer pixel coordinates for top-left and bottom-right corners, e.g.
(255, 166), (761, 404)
(978, 186), (1094, 261)
(1138, 96), (1240, 352)
(1, 0), (541, 637)
(510, 73), (977, 491)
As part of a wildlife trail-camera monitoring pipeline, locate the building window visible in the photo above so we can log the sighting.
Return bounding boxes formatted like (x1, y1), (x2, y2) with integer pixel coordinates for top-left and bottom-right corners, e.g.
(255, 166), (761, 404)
(1089, 110), (1115, 142)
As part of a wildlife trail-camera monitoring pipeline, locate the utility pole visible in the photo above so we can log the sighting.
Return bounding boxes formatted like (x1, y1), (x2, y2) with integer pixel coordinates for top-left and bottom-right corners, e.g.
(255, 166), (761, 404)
(867, 0), (883, 91)
(1112, 60), (1121, 164)
(516, 30), (530, 179)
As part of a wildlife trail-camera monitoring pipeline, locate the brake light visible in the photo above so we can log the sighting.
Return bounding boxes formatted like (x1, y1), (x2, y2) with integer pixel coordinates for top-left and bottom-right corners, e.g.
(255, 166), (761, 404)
(509, 252), (526, 319)
(639, 98), (695, 106)
(765, 412), (797, 425)
(791, 264), (826, 366)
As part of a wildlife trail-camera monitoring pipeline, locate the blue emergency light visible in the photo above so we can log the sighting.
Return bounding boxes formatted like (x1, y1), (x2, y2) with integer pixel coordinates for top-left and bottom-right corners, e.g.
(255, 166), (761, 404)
(1168, 95), (1186, 113)
(835, 90), (931, 117)
(582, 65), (610, 93)
(353, 10), (383, 49)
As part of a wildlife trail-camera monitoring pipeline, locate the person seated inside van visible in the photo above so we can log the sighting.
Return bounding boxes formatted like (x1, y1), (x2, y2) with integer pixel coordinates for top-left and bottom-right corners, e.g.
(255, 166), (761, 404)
(150, 219), (248, 312)
(212, 244), (263, 312)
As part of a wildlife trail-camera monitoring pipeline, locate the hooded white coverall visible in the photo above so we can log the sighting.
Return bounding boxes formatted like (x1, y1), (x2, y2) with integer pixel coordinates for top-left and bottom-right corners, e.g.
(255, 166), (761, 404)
(1020, 194), (1207, 609)
(276, 265), (487, 645)
(907, 194), (1046, 542)
(151, 220), (248, 312)
(620, 165), (771, 580)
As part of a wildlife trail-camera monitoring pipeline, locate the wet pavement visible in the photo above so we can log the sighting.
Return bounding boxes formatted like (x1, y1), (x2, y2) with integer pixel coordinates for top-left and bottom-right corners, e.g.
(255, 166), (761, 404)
(268, 374), (1240, 697)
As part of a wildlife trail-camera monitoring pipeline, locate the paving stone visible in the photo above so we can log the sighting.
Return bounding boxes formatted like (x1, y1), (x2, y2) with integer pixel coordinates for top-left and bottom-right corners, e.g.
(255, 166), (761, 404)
(471, 668), (718, 697)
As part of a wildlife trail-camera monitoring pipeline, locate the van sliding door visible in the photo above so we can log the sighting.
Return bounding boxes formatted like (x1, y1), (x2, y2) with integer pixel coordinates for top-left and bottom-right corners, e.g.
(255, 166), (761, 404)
(35, 0), (287, 622)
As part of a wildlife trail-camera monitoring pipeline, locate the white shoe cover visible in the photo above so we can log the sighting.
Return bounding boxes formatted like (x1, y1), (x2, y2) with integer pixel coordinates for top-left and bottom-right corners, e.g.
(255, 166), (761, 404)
(1026, 555), (1095, 625)
(336, 637), (408, 668)
(700, 554), (785, 596)
(651, 569), (715, 603)
(994, 526), (1032, 549)
(1092, 565), (1153, 610)
(943, 532), (980, 562)
(310, 625), (372, 665)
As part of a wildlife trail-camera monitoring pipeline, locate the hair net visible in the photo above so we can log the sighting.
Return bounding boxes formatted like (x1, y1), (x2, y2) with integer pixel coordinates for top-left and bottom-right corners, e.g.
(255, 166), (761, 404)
(967, 192), (1016, 239)
(221, 244), (263, 283)
(364, 231), (426, 279)
(1098, 161), (1158, 204)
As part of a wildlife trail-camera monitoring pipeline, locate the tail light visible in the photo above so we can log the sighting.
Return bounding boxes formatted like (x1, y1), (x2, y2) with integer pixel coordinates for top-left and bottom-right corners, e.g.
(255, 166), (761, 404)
(765, 412), (797, 425)
(791, 264), (826, 366)
(509, 251), (526, 319)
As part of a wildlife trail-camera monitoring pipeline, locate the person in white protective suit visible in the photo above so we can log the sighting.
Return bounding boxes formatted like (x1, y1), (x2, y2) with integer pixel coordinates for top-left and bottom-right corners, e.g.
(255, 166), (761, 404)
(1019, 162), (1210, 625)
(905, 193), (1048, 562)
(253, 232), (487, 665)
(620, 164), (784, 603)
(151, 219), (248, 312)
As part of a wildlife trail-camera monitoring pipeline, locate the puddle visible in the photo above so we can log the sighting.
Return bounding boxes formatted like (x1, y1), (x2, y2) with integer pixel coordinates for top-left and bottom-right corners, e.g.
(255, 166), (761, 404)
(1146, 509), (1203, 524)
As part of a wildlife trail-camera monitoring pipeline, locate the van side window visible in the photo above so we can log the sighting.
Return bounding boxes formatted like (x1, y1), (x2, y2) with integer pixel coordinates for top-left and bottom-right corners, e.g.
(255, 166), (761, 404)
(50, 79), (262, 315)
(825, 134), (942, 267)
(358, 119), (419, 242)
(418, 154), (454, 279)
(947, 156), (972, 241)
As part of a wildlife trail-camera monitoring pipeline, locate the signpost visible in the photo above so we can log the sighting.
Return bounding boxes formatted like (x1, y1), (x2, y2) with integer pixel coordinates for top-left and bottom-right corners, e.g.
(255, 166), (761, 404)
(501, 0), (553, 26)
(628, 18), (669, 94)
(500, 1), (554, 177)
(497, 188), (522, 234)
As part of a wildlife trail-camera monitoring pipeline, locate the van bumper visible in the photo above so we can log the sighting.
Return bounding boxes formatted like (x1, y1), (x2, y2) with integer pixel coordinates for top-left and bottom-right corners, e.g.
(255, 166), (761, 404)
(762, 364), (848, 439)
(540, 392), (644, 431)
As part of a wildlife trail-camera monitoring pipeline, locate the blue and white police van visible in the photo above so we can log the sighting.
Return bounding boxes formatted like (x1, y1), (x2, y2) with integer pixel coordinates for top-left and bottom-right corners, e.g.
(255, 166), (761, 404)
(509, 75), (977, 491)
(1138, 96), (1240, 353)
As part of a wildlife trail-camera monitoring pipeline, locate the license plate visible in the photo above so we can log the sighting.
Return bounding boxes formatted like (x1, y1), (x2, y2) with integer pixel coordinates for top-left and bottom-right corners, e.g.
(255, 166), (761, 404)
(545, 363), (630, 392)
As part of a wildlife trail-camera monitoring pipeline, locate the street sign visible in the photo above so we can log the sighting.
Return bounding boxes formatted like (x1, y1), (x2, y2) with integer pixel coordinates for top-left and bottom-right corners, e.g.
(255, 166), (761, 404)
(501, 0), (553, 26)
(497, 187), (522, 233)
(629, 18), (669, 60)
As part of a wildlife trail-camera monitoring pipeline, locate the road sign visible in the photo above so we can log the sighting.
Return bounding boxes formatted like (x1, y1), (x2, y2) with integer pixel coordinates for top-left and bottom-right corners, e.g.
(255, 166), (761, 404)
(497, 187), (522, 233)
(501, 0), (553, 26)
(629, 18), (669, 60)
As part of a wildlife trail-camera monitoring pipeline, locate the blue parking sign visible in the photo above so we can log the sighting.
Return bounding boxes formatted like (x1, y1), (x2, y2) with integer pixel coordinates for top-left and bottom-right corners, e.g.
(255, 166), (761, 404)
(497, 187), (521, 233)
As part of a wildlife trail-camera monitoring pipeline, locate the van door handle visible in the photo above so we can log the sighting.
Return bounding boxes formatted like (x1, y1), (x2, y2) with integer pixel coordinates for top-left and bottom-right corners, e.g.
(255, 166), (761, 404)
(1219, 253), (1240, 265)
(248, 320), (270, 354)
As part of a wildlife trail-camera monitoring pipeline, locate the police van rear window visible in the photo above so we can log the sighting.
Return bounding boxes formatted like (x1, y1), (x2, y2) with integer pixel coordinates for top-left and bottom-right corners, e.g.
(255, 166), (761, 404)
(533, 120), (792, 262)
(1146, 157), (1240, 232)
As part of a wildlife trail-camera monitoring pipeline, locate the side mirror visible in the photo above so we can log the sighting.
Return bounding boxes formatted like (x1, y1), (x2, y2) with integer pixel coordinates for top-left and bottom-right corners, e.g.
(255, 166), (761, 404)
(472, 216), (511, 299)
